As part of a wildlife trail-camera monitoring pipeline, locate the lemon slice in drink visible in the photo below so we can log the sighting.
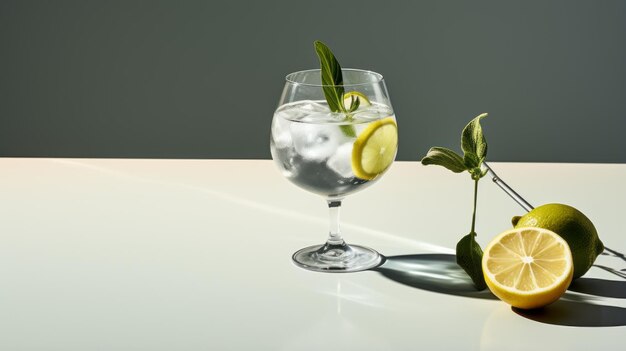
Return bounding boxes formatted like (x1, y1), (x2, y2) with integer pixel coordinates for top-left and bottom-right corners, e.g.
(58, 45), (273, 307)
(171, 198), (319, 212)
(351, 117), (398, 180)
(482, 227), (574, 309)
(343, 91), (371, 110)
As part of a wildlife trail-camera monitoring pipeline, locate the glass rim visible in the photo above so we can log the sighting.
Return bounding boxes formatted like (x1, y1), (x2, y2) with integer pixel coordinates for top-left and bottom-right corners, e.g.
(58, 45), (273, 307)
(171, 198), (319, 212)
(285, 68), (384, 87)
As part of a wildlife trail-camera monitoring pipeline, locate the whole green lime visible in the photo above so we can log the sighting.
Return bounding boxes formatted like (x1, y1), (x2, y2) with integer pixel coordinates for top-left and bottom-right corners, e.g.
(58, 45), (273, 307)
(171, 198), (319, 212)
(512, 203), (604, 279)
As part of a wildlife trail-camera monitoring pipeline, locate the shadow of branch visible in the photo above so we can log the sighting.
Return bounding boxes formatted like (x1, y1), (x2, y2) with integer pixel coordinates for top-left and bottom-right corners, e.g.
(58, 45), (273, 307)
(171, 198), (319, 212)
(602, 246), (626, 263)
(597, 246), (626, 280)
(593, 264), (626, 279)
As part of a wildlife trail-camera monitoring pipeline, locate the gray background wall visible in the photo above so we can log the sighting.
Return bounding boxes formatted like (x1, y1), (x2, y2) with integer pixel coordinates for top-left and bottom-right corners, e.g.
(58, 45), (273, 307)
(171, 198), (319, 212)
(1, 0), (625, 162)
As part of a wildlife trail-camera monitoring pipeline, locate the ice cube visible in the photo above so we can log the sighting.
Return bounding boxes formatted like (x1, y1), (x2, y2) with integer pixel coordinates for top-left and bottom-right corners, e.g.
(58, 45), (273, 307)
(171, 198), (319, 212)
(277, 100), (329, 121)
(327, 142), (354, 178)
(291, 123), (348, 161)
(271, 115), (293, 149)
(297, 100), (329, 113)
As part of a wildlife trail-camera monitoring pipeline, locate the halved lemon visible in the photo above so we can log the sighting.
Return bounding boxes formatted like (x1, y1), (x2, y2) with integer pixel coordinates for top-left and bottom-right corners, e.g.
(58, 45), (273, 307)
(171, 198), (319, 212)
(343, 91), (371, 110)
(351, 117), (398, 180)
(482, 227), (573, 309)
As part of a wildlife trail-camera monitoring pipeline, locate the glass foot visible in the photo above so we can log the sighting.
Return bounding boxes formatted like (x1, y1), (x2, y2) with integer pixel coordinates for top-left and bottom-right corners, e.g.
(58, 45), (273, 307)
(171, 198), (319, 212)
(292, 242), (383, 272)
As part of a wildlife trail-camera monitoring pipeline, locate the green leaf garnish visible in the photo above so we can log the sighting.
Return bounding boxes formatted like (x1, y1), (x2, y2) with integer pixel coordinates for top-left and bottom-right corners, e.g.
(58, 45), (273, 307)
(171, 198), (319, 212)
(348, 95), (360, 112)
(339, 125), (356, 137)
(314, 41), (345, 113)
(313, 40), (360, 137)
(456, 232), (487, 290)
(421, 147), (467, 173)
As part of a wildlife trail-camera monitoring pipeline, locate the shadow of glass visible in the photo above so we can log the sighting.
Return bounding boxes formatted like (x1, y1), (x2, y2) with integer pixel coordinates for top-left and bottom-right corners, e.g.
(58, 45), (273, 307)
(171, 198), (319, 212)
(513, 299), (626, 327)
(372, 254), (497, 300)
(568, 277), (626, 299)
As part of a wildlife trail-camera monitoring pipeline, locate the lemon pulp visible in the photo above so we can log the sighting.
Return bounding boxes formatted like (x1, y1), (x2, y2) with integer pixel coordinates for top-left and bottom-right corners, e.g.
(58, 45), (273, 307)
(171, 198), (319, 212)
(482, 227), (573, 309)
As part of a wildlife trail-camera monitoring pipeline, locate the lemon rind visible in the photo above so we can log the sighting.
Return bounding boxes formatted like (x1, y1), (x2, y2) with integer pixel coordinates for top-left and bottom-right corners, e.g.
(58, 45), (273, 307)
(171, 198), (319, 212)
(351, 117), (397, 180)
(343, 91), (371, 109)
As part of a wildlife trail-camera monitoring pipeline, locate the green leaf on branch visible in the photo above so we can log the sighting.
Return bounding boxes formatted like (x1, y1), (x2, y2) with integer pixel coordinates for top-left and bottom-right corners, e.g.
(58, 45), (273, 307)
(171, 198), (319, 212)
(463, 152), (480, 169)
(456, 232), (487, 290)
(421, 147), (467, 173)
(420, 113), (491, 290)
(461, 113), (488, 162)
(314, 41), (345, 113)
(463, 153), (484, 180)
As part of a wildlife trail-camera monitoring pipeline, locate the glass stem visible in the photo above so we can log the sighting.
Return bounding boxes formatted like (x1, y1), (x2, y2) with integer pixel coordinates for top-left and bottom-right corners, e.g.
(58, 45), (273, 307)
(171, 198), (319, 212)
(326, 200), (345, 246)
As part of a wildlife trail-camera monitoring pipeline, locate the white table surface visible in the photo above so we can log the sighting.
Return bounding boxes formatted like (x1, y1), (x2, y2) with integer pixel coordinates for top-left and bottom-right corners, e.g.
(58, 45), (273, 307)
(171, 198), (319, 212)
(1, 158), (625, 350)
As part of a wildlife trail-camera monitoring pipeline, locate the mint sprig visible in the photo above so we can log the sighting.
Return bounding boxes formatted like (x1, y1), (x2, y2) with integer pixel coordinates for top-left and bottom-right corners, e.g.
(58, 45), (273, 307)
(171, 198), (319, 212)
(421, 113), (489, 290)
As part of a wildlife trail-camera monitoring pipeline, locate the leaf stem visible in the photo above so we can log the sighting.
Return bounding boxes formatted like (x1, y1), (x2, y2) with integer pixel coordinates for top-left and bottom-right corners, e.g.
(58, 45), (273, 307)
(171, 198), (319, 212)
(470, 178), (478, 234)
